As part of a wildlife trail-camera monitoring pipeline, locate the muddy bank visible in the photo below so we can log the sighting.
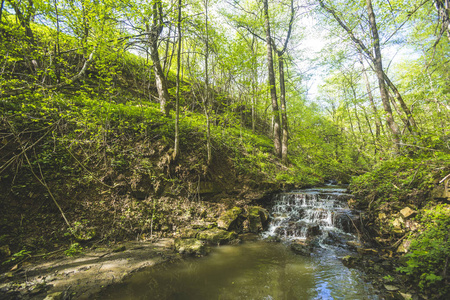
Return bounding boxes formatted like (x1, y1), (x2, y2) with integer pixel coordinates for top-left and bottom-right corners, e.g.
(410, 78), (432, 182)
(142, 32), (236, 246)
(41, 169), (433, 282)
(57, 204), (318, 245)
(0, 239), (178, 300)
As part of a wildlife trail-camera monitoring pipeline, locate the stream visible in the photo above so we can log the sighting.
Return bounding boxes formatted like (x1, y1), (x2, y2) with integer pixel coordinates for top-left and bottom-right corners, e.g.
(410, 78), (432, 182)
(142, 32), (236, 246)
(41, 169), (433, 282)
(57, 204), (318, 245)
(95, 187), (379, 299)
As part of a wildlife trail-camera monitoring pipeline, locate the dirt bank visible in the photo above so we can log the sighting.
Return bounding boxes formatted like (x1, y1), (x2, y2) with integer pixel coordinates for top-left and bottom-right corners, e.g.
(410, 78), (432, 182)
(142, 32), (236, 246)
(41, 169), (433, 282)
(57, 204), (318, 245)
(0, 239), (178, 299)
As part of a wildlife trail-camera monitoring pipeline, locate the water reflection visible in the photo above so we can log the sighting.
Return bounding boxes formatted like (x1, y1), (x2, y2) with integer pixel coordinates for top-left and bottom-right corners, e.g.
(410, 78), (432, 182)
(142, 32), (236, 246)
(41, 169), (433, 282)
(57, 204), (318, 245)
(96, 241), (377, 300)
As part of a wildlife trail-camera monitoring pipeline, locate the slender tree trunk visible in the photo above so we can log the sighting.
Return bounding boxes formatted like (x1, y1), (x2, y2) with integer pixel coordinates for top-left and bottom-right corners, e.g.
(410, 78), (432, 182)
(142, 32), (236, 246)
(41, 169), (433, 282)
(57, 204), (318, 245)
(251, 37), (257, 133)
(383, 74), (418, 134)
(148, 1), (171, 116)
(7, 0), (35, 44)
(278, 55), (289, 164)
(1, 0), (5, 23)
(366, 0), (401, 147)
(204, 0), (212, 165)
(263, 0), (282, 157)
(173, 0), (182, 161)
(360, 55), (381, 151)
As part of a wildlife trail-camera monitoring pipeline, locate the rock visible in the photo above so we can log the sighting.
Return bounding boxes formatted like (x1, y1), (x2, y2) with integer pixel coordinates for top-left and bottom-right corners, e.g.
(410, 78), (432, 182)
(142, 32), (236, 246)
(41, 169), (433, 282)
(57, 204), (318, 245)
(217, 207), (245, 232)
(44, 292), (63, 300)
(290, 241), (313, 256)
(391, 217), (404, 233)
(399, 292), (412, 300)
(397, 239), (412, 253)
(341, 255), (358, 267)
(357, 248), (378, 256)
(306, 225), (321, 238)
(174, 238), (208, 256)
(399, 207), (416, 219)
(247, 206), (269, 233)
(178, 228), (198, 239)
(346, 240), (363, 249)
(196, 228), (237, 245)
(384, 284), (399, 291)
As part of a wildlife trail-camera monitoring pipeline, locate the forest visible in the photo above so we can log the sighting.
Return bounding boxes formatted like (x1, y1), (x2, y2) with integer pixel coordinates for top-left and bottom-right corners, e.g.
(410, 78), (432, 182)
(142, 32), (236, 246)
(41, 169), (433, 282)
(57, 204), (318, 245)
(0, 0), (449, 299)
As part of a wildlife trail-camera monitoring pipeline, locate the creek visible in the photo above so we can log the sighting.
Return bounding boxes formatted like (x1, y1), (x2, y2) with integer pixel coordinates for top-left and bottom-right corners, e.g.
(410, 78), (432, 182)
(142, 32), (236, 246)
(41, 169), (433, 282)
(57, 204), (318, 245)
(95, 187), (379, 299)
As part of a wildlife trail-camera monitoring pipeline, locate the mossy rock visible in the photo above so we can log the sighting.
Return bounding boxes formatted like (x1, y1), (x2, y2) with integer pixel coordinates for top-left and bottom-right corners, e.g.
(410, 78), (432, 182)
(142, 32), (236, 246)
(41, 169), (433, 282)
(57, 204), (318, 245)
(174, 238), (208, 256)
(197, 228), (238, 245)
(217, 207), (245, 232)
(247, 206), (269, 233)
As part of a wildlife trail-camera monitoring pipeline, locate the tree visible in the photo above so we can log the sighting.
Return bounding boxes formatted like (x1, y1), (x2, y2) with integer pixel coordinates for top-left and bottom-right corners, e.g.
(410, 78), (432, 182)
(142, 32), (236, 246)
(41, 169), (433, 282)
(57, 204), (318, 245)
(148, 0), (172, 116)
(173, 0), (182, 161)
(262, 0), (282, 158)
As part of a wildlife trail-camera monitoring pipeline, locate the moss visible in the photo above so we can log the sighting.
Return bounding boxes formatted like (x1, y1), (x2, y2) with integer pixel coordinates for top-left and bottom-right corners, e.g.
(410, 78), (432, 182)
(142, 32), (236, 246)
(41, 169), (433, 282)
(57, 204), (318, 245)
(197, 228), (237, 245)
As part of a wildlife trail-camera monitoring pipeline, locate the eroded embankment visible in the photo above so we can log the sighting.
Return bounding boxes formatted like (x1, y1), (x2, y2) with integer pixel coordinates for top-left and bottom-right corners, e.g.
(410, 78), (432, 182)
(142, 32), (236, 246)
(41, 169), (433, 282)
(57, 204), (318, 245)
(0, 239), (178, 299)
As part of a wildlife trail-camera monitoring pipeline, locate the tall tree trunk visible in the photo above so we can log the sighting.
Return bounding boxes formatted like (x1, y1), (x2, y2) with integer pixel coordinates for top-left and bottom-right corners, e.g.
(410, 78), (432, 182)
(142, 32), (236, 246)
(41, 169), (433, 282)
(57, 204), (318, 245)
(359, 55), (381, 151)
(383, 74), (418, 134)
(278, 55), (289, 164)
(149, 1), (171, 116)
(366, 0), (401, 147)
(262, 0), (282, 157)
(173, 0), (182, 161)
(1, 0), (5, 23)
(204, 0), (212, 165)
(7, 0), (35, 44)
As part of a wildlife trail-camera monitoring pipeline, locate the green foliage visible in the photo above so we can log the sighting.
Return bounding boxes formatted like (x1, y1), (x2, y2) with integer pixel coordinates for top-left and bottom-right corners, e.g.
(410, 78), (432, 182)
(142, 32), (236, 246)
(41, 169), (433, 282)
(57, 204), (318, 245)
(2, 249), (32, 265)
(350, 153), (450, 207)
(397, 205), (450, 296)
(65, 243), (84, 257)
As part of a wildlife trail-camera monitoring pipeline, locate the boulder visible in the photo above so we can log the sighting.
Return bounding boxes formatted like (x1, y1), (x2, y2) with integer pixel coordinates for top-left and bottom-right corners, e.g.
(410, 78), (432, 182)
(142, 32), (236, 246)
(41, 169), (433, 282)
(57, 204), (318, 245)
(290, 241), (313, 256)
(247, 206), (269, 233)
(217, 207), (245, 232)
(399, 207), (416, 219)
(341, 255), (359, 268)
(197, 228), (237, 245)
(177, 228), (198, 239)
(174, 238), (208, 256)
(306, 224), (321, 238)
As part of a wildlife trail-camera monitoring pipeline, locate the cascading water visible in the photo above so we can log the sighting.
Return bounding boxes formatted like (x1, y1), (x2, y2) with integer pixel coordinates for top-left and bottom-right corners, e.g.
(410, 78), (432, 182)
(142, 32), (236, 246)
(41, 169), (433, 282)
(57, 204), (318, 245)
(263, 186), (359, 244)
(96, 186), (379, 300)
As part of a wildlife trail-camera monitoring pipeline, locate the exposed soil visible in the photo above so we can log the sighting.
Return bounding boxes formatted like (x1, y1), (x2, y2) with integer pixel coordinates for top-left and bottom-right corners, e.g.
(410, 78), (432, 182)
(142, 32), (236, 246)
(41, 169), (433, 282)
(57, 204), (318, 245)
(0, 239), (178, 299)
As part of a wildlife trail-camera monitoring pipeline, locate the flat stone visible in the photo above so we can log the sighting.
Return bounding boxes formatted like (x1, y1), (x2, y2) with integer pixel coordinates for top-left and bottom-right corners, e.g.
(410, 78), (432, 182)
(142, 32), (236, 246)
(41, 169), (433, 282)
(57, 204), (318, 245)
(400, 207), (416, 219)
(174, 238), (207, 256)
(384, 284), (399, 291)
(196, 228), (237, 245)
(392, 218), (404, 230)
(399, 292), (413, 300)
(357, 248), (378, 256)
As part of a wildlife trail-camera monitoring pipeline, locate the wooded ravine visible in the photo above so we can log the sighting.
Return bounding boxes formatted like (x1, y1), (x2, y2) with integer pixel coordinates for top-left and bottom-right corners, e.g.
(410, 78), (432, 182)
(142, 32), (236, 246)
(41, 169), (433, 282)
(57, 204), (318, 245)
(0, 0), (449, 299)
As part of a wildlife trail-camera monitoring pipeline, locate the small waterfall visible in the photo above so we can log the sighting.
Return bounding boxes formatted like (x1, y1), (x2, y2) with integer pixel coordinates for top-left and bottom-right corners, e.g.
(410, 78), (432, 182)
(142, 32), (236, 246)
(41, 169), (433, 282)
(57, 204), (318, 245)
(263, 187), (359, 242)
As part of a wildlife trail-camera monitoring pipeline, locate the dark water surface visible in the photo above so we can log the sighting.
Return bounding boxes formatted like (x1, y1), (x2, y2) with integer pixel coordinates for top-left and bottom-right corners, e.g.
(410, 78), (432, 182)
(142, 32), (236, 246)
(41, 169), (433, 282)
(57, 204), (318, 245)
(95, 241), (378, 300)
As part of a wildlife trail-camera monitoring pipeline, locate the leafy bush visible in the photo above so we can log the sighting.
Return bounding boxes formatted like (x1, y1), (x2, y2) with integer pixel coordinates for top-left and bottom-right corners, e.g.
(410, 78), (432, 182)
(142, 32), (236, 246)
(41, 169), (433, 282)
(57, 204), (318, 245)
(65, 243), (84, 257)
(397, 204), (450, 297)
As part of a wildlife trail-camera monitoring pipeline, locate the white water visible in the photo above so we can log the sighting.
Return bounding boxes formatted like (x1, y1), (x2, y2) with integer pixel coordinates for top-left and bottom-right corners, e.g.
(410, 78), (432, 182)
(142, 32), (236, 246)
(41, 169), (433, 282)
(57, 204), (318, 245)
(263, 187), (357, 241)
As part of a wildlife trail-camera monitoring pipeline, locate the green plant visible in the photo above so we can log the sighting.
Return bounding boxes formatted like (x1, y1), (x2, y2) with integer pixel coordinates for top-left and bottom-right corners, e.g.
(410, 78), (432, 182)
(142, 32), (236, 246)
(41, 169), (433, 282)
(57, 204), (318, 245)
(397, 204), (450, 297)
(65, 243), (84, 257)
(2, 249), (31, 265)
